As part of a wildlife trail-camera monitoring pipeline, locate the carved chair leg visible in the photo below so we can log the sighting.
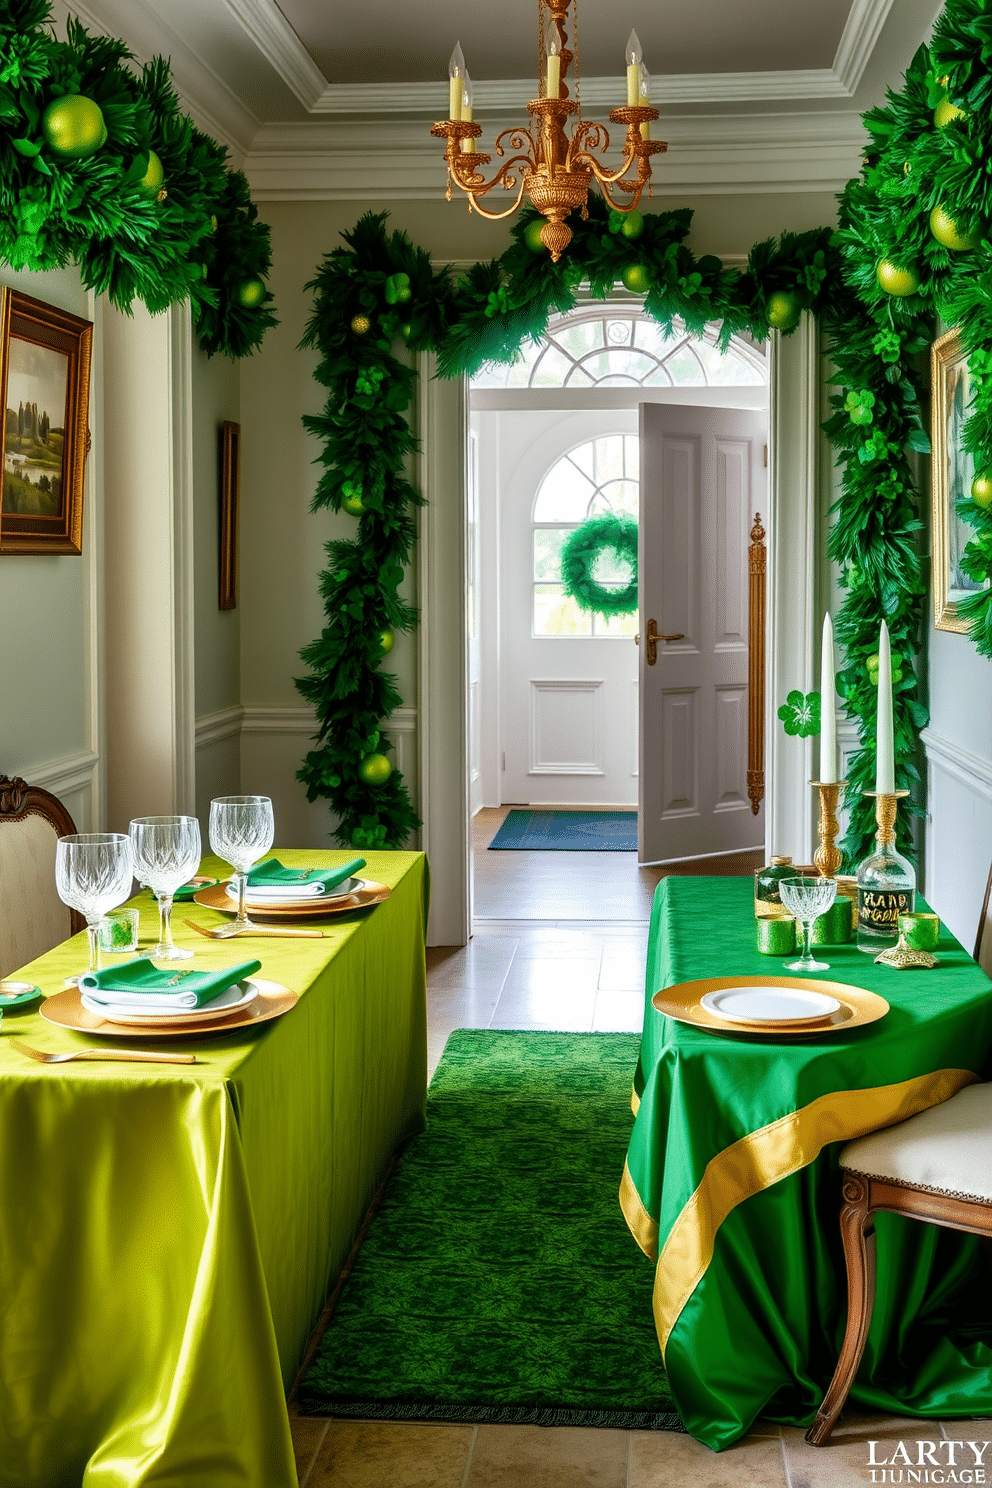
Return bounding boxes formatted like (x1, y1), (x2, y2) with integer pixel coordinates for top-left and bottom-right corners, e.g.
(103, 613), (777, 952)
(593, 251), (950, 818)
(806, 1173), (876, 1446)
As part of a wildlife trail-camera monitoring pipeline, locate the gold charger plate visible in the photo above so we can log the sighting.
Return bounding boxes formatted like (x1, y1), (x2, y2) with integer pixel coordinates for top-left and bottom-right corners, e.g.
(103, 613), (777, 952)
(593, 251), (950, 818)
(193, 879), (391, 919)
(41, 978), (298, 1040)
(652, 976), (889, 1040)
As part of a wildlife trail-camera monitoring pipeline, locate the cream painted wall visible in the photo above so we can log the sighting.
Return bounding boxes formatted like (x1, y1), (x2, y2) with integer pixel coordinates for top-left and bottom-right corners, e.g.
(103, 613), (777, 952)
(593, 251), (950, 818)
(239, 191), (840, 847)
(192, 343), (242, 828)
(924, 620), (992, 948)
(0, 265), (100, 833)
(193, 348), (240, 718)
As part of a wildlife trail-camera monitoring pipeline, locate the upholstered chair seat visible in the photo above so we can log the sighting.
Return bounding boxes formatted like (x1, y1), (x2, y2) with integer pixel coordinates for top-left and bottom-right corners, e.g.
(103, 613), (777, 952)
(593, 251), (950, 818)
(840, 1082), (992, 1203)
(808, 1078), (992, 1448)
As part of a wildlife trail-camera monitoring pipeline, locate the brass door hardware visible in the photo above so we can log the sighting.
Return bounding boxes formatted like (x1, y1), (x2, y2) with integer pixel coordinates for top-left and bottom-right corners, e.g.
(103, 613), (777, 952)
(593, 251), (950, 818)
(636, 619), (685, 665)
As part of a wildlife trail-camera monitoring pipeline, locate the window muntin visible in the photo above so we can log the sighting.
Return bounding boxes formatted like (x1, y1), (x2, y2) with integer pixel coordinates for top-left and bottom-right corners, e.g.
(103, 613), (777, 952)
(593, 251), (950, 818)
(532, 434), (639, 637)
(473, 310), (766, 390)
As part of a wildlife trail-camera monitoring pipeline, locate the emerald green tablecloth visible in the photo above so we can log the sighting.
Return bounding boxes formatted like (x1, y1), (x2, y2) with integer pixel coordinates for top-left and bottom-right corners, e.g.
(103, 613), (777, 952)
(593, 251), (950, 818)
(622, 877), (992, 1450)
(0, 850), (428, 1488)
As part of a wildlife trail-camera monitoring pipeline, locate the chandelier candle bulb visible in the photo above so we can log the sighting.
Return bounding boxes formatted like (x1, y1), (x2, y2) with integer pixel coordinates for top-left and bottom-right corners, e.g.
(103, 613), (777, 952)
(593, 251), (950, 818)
(449, 42), (465, 119)
(875, 619), (896, 795)
(638, 66), (651, 140)
(545, 13), (561, 98)
(820, 612), (837, 783)
(626, 30), (642, 105)
(461, 76), (474, 150)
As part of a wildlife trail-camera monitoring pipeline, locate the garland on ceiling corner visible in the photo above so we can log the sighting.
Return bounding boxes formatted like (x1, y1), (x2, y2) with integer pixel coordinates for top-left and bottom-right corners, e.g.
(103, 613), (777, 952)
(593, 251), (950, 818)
(299, 0), (992, 864)
(0, 0), (275, 358)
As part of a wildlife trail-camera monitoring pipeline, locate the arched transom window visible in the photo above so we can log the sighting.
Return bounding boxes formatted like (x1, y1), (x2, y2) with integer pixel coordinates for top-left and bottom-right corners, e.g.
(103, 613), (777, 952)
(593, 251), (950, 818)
(533, 434), (638, 638)
(473, 310), (767, 390)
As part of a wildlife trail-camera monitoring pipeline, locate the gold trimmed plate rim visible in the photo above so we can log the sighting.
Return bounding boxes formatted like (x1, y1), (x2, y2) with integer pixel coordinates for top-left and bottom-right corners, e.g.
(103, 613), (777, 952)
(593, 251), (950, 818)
(652, 975), (889, 1040)
(192, 879), (391, 918)
(41, 978), (298, 1039)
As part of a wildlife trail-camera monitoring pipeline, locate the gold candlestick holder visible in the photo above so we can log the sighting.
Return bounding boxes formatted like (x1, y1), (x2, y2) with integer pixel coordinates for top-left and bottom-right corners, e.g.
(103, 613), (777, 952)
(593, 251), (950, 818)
(809, 780), (847, 878)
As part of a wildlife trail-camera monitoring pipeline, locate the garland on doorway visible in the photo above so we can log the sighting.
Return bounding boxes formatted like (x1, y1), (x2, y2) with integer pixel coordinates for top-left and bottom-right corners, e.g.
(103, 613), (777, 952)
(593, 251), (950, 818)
(0, 0), (275, 358)
(299, 0), (992, 864)
(560, 513), (638, 618)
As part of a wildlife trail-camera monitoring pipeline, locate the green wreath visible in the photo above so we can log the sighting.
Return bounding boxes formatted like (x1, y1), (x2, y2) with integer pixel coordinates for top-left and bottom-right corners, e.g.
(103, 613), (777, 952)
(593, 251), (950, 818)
(560, 513), (638, 617)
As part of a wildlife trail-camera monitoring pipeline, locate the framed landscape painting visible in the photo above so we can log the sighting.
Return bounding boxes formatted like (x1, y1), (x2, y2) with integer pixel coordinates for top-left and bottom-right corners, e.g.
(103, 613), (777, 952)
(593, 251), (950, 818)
(0, 289), (92, 555)
(931, 327), (990, 632)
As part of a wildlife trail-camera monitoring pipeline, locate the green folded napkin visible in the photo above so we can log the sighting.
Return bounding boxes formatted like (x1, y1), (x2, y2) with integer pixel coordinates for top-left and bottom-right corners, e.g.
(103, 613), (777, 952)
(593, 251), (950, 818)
(80, 956), (262, 1010)
(246, 857), (366, 893)
(174, 877), (219, 902)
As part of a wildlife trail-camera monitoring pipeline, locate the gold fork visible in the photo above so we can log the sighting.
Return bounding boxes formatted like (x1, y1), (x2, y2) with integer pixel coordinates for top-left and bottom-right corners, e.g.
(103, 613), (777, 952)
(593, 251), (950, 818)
(11, 1039), (196, 1066)
(186, 921), (325, 941)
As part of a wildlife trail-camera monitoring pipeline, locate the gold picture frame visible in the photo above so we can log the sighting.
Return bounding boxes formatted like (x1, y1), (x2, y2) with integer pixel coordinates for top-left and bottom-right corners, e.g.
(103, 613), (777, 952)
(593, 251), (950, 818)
(219, 419), (240, 610)
(931, 327), (990, 631)
(0, 288), (92, 555)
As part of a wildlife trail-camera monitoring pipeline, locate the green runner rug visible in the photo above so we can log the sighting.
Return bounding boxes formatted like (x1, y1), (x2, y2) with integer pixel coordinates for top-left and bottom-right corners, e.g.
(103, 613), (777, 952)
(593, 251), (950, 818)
(299, 1029), (682, 1431)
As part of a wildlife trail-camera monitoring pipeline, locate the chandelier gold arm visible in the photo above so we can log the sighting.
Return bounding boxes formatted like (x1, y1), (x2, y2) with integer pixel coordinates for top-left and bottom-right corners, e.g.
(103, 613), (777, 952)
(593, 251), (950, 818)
(429, 6), (668, 259)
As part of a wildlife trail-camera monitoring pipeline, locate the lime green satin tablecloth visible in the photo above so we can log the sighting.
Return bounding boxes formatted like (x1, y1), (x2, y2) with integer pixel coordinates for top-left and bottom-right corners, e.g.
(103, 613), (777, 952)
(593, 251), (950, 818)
(622, 876), (992, 1450)
(0, 850), (428, 1488)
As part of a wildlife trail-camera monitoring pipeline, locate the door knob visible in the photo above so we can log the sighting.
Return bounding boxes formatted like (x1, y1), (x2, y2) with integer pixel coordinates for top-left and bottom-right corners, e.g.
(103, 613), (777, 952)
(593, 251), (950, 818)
(641, 619), (684, 665)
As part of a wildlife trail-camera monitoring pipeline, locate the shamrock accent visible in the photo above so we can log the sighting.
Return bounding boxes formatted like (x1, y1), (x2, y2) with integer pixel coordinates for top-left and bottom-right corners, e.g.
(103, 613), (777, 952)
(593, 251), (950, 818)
(844, 388), (876, 426)
(354, 366), (385, 397)
(777, 690), (821, 738)
(384, 272), (412, 305)
(484, 285), (511, 318)
(872, 328), (903, 364)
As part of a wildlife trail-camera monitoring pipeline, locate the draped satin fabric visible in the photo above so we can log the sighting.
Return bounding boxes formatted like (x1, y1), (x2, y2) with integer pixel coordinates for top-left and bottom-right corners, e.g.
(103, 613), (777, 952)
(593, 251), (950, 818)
(622, 877), (992, 1449)
(0, 850), (429, 1487)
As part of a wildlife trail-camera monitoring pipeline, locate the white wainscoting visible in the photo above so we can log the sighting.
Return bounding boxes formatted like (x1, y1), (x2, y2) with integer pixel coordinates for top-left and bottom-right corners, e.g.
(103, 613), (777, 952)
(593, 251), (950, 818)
(921, 726), (992, 952)
(528, 680), (604, 777)
(238, 705), (419, 850)
(25, 750), (100, 834)
(194, 706), (243, 831)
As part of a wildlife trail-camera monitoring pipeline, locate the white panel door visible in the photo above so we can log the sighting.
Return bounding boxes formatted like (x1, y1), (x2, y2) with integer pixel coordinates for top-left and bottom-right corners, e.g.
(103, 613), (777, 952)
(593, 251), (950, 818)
(500, 426), (638, 807)
(638, 403), (766, 863)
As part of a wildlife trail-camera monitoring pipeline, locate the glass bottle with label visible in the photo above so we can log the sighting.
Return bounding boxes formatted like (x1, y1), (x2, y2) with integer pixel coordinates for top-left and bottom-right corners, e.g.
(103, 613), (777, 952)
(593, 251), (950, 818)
(754, 856), (795, 918)
(856, 795), (915, 954)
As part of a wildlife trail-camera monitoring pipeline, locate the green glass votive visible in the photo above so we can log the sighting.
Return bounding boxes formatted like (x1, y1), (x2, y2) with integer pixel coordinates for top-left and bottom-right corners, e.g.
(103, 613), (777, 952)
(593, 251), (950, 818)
(811, 895), (854, 946)
(756, 915), (797, 956)
(898, 912), (940, 951)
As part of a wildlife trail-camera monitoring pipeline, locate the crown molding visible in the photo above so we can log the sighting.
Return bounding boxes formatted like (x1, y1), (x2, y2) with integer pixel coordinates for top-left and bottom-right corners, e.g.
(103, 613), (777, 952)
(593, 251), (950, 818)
(834, 0), (897, 94)
(53, 0), (259, 161)
(224, 0), (895, 116)
(244, 111), (866, 201)
(223, 0), (326, 110)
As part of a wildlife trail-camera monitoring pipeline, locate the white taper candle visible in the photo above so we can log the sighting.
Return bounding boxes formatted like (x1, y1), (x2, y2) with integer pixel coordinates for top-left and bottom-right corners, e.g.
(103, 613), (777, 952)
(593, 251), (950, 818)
(875, 620), (896, 794)
(819, 612), (837, 783)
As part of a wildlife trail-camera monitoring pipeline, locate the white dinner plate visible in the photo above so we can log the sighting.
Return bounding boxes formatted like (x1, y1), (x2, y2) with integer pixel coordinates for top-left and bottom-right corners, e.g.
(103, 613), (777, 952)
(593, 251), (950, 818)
(81, 979), (259, 1025)
(699, 985), (840, 1025)
(226, 876), (362, 906)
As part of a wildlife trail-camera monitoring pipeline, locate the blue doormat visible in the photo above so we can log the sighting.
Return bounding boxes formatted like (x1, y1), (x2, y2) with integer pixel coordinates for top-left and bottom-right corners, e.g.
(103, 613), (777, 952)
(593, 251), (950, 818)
(488, 810), (637, 851)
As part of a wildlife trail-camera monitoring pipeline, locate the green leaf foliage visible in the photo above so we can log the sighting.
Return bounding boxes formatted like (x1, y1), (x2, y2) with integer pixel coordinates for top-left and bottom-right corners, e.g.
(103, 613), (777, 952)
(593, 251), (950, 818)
(0, 0), (274, 357)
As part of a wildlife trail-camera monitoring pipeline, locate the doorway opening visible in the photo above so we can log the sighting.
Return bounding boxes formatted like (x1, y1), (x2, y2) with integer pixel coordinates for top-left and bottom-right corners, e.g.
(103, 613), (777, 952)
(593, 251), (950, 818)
(467, 300), (769, 921)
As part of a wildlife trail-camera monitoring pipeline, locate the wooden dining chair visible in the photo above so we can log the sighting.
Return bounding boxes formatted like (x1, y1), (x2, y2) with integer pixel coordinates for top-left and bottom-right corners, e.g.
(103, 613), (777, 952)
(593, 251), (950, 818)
(806, 1081), (992, 1446)
(975, 857), (992, 979)
(0, 773), (83, 977)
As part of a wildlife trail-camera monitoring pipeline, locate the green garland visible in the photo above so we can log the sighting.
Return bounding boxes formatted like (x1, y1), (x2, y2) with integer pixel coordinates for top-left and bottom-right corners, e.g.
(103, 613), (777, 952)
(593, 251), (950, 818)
(0, 0), (275, 358)
(299, 0), (992, 864)
(560, 514), (638, 617)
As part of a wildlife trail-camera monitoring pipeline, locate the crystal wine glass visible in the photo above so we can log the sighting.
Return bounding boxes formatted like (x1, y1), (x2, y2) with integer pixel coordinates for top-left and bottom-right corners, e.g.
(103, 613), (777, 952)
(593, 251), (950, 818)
(55, 833), (135, 985)
(129, 816), (201, 961)
(208, 796), (275, 930)
(779, 875), (838, 973)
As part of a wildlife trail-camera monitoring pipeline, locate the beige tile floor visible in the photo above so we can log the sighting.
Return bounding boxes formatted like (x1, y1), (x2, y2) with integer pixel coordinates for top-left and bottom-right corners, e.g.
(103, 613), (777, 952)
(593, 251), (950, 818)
(289, 816), (975, 1485)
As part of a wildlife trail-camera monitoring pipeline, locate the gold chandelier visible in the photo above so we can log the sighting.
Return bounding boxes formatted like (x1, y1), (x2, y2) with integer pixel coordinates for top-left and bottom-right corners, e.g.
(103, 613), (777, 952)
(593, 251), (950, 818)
(431, 0), (666, 262)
